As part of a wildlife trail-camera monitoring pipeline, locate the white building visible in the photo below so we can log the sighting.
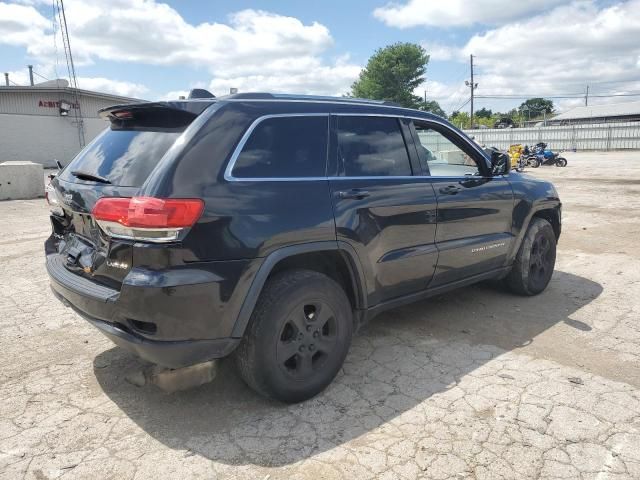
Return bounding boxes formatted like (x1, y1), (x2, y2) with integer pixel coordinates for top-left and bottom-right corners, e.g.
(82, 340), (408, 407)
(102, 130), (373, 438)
(0, 79), (143, 167)
(549, 101), (640, 126)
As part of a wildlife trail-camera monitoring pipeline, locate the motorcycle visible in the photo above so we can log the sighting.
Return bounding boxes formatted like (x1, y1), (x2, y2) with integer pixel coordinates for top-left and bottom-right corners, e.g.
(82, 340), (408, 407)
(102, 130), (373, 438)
(525, 143), (568, 167)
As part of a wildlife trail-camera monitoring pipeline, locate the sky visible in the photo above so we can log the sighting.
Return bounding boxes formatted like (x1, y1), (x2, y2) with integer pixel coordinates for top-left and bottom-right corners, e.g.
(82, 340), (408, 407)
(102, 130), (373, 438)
(1, 0), (640, 114)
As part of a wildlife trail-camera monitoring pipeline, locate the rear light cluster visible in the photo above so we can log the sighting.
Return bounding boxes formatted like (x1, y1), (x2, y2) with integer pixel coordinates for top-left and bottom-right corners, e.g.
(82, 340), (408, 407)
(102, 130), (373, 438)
(92, 197), (204, 242)
(45, 177), (64, 216)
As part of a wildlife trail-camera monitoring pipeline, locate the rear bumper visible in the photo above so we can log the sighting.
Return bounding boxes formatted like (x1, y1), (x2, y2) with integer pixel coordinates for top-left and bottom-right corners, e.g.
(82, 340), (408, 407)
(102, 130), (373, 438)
(47, 253), (244, 368)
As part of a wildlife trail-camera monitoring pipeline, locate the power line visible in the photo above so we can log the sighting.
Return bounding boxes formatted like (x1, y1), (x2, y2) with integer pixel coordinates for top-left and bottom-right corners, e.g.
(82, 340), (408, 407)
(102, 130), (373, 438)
(446, 66), (471, 111)
(32, 70), (50, 82)
(476, 92), (640, 99)
(453, 97), (471, 112)
(55, 0), (85, 147)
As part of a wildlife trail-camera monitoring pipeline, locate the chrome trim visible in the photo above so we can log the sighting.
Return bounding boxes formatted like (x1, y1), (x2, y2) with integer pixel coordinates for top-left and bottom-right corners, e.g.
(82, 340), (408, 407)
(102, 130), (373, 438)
(334, 113), (490, 163)
(95, 220), (184, 243)
(224, 112), (490, 182)
(329, 176), (418, 180)
(223, 113), (329, 182)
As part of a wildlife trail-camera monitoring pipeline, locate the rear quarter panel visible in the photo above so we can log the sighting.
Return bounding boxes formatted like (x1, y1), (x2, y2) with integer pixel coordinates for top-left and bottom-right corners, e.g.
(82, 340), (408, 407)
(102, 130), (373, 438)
(141, 102), (337, 262)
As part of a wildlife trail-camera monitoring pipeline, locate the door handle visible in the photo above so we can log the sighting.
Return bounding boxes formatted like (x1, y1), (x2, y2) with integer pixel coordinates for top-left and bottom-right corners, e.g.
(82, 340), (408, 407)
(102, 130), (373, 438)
(337, 189), (371, 200)
(439, 185), (463, 195)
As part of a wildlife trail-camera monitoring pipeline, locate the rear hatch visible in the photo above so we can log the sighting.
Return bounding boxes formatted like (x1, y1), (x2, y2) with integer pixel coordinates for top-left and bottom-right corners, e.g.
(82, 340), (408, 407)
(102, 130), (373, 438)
(48, 102), (207, 289)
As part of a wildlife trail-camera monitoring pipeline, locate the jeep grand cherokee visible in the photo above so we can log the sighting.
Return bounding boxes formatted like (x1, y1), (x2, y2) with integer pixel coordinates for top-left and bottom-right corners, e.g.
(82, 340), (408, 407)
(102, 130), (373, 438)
(45, 93), (561, 402)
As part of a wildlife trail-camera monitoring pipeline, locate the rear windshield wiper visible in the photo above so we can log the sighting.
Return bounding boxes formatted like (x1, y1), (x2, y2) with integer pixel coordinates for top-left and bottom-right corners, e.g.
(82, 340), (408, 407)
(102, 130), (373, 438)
(70, 170), (112, 184)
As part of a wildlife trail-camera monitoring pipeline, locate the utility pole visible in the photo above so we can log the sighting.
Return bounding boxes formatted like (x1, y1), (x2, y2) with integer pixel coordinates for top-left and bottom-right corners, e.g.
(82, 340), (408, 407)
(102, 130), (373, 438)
(585, 85), (589, 106)
(465, 54), (478, 128)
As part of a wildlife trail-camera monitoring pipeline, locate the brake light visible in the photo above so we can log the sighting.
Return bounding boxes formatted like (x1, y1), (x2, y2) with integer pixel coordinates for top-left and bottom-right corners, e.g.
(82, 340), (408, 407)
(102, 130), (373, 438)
(93, 197), (204, 242)
(112, 110), (133, 119)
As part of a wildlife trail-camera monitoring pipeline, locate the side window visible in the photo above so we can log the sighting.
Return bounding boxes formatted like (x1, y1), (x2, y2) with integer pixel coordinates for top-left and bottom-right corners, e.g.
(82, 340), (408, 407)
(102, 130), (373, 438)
(337, 116), (412, 177)
(413, 123), (480, 176)
(232, 116), (328, 178)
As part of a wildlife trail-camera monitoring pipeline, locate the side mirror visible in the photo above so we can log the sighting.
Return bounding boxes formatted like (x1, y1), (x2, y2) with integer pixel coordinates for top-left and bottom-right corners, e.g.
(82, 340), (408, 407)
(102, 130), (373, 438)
(489, 149), (511, 176)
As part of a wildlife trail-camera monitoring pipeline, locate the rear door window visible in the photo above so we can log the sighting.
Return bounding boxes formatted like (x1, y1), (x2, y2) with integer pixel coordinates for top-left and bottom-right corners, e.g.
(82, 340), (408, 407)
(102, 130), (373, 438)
(337, 116), (412, 177)
(231, 115), (328, 178)
(59, 129), (180, 187)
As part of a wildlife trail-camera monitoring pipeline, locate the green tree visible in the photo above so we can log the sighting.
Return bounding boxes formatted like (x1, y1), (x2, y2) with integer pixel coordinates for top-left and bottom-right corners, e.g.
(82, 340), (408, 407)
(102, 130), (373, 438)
(519, 98), (554, 115)
(475, 107), (492, 119)
(351, 43), (429, 108)
(449, 111), (471, 128)
(419, 99), (445, 117)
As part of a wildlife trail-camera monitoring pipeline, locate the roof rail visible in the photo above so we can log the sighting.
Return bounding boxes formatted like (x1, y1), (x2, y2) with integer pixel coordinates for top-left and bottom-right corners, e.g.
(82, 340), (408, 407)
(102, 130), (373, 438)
(220, 92), (401, 106)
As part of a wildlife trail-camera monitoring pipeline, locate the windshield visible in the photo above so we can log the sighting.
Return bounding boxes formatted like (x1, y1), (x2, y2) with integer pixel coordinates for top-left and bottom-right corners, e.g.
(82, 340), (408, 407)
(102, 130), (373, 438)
(59, 129), (180, 187)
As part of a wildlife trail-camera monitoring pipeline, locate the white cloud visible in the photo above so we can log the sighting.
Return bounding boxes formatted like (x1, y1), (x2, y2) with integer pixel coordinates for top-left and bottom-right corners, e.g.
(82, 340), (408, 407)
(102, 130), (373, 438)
(374, 0), (566, 28)
(77, 77), (148, 98)
(0, 0), (362, 98)
(208, 56), (361, 97)
(414, 0), (640, 113)
(162, 90), (189, 101)
(420, 42), (460, 61)
(462, 1), (640, 108)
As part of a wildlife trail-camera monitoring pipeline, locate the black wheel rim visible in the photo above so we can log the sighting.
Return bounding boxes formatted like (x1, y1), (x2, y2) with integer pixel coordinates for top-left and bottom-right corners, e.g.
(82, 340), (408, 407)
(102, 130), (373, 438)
(276, 301), (338, 380)
(529, 233), (552, 285)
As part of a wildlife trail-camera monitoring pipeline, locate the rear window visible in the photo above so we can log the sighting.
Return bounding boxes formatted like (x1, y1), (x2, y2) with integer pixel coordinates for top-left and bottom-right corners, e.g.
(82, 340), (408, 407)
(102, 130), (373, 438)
(231, 115), (328, 178)
(59, 129), (180, 187)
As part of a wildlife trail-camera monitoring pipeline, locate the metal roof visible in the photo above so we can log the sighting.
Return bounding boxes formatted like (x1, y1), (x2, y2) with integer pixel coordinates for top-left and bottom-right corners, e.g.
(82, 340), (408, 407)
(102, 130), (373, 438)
(553, 101), (640, 120)
(0, 85), (144, 103)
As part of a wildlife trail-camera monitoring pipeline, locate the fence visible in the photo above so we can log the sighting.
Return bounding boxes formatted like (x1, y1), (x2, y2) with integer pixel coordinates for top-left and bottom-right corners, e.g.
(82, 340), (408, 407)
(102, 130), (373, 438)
(463, 122), (640, 151)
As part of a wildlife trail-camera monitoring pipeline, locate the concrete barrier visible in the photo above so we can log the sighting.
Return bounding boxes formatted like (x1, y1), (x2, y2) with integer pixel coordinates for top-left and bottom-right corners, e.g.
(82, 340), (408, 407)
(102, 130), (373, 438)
(0, 161), (45, 200)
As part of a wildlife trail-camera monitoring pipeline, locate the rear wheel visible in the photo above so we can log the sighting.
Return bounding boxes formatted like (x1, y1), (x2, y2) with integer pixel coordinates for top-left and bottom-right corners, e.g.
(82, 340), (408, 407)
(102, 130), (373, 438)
(556, 157), (567, 167)
(506, 218), (556, 295)
(234, 269), (353, 403)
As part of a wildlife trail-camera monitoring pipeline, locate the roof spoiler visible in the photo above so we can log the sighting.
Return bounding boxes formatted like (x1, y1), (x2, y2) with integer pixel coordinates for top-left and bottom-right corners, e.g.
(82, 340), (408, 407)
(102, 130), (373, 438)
(98, 101), (212, 130)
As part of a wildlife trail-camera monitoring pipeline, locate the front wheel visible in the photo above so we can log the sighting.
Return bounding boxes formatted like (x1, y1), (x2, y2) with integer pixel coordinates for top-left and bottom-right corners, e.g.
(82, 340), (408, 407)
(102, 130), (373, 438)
(556, 157), (567, 167)
(505, 218), (556, 295)
(234, 269), (353, 403)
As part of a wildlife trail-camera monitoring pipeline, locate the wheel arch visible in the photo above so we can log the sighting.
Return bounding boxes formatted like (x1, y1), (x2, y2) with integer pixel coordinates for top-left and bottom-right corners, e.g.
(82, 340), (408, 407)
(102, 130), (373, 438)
(532, 207), (561, 240)
(230, 241), (367, 338)
(507, 202), (561, 265)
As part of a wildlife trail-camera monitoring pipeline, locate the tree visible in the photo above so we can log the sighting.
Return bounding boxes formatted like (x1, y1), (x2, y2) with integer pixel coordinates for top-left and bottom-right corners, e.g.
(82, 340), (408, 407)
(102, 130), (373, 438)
(351, 43), (429, 109)
(519, 98), (554, 115)
(449, 111), (470, 129)
(419, 99), (445, 117)
(475, 107), (492, 119)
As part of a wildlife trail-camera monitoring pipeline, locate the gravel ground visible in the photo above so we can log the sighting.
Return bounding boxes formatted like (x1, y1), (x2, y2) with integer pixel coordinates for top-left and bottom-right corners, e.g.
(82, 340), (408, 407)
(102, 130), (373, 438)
(1, 151), (639, 479)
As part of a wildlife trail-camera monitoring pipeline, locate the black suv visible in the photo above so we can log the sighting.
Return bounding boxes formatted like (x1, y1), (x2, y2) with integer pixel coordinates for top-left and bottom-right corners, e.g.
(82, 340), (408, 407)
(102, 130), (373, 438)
(45, 93), (561, 402)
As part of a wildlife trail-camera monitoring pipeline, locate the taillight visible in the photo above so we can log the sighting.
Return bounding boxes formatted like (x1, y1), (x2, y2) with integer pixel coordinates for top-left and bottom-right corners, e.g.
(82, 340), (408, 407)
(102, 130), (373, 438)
(45, 177), (63, 216)
(92, 197), (204, 242)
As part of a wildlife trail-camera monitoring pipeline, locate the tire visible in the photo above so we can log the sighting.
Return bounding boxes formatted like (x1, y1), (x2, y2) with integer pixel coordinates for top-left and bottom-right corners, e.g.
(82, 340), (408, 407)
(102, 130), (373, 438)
(505, 218), (556, 296)
(234, 269), (353, 403)
(529, 157), (540, 168)
(556, 157), (567, 167)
